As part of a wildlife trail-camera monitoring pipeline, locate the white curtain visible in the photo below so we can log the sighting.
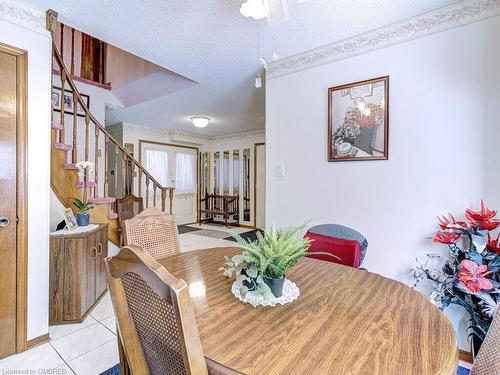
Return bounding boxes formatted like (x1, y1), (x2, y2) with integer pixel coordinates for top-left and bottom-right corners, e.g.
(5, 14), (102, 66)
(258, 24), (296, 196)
(143, 148), (169, 188)
(176, 152), (196, 195)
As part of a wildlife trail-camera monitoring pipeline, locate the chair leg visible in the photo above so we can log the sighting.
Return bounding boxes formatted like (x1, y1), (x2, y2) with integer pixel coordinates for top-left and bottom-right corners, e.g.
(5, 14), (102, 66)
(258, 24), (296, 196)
(117, 331), (131, 375)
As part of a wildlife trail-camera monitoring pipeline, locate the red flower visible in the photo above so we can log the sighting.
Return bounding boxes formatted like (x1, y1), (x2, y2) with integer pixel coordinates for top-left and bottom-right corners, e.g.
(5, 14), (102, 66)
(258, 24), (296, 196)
(487, 233), (500, 254)
(433, 231), (461, 244)
(465, 200), (497, 223)
(437, 214), (468, 231)
(478, 219), (500, 231)
(457, 260), (493, 293)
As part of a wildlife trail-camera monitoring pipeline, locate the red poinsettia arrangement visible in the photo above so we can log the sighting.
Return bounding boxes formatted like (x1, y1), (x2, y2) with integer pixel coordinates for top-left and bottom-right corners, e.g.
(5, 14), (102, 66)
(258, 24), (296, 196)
(413, 200), (500, 350)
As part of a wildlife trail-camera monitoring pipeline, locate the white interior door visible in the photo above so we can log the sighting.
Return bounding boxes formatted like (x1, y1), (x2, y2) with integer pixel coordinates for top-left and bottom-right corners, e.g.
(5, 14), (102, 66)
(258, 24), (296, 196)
(141, 142), (198, 225)
(255, 144), (266, 229)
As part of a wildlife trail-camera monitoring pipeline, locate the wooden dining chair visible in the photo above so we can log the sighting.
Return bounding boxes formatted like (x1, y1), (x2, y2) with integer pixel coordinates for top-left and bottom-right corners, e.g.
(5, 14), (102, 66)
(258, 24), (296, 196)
(104, 245), (245, 375)
(116, 195), (144, 246)
(123, 207), (181, 259)
(470, 308), (500, 375)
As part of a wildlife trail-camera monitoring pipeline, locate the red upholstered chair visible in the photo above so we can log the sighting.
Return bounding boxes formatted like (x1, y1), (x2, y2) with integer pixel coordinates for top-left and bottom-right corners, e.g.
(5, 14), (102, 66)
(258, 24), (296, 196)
(304, 224), (368, 268)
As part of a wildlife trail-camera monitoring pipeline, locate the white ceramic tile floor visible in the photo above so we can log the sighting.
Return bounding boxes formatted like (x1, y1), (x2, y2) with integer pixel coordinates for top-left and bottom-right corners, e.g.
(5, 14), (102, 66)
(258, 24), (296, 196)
(67, 339), (119, 375)
(0, 227), (252, 374)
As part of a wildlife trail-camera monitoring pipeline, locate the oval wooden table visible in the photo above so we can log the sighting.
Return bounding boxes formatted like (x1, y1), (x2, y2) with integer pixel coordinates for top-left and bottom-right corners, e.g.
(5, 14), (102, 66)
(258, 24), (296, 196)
(158, 247), (458, 375)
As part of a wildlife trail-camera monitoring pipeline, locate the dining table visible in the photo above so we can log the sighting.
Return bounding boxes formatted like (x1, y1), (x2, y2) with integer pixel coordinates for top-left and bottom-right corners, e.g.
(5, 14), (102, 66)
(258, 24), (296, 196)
(158, 247), (458, 375)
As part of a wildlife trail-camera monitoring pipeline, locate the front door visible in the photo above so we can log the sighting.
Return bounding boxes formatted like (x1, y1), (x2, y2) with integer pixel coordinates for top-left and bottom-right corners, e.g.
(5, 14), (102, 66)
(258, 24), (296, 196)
(0, 48), (19, 359)
(141, 141), (198, 225)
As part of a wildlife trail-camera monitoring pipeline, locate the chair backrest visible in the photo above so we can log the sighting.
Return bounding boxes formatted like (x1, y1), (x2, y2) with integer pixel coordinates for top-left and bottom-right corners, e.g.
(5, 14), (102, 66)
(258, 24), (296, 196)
(116, 195), (144, 245)
(471, 308), (500, 375)
(104, 245), (208, 375)
(116, 195), (144, 228)
(123, 207), (180, 259)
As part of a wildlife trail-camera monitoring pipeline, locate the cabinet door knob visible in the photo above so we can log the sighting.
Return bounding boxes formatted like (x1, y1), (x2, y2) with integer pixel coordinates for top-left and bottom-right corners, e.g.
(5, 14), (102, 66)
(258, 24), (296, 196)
(97, 243), (103, 256)
(0, 216), (9, 227)
(92, 246), (97, 259)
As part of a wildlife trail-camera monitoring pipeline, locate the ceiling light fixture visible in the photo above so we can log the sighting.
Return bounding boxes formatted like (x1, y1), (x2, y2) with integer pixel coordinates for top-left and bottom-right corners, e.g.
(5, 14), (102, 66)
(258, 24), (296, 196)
(240, 0), (268, 20)
(191, 116), (210, 128)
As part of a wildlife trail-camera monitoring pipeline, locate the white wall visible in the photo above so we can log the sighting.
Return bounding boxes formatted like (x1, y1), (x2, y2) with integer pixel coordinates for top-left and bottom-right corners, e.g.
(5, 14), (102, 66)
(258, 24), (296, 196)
(266, 17), (500, 350)
(0, 7), (52, 340)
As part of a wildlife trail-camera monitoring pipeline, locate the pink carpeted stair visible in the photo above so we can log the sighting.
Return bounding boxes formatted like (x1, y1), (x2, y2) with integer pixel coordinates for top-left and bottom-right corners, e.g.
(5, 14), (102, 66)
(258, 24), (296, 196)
(52, 123), (118, 221)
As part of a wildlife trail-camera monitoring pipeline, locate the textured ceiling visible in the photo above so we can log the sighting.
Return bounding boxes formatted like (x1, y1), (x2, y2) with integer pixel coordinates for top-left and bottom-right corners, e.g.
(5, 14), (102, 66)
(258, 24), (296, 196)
(25, 0), (457, 135)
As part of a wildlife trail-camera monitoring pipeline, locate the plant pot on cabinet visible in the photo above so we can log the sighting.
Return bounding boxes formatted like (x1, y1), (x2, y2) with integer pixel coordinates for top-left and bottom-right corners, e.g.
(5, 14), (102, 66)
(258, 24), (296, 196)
(76, 213), (90, 226)
(264, 276), (285, 298)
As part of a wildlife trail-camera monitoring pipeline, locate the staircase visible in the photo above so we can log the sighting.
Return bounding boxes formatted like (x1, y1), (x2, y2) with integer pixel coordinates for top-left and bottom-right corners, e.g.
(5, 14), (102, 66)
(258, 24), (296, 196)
(50, 30), (174, 245)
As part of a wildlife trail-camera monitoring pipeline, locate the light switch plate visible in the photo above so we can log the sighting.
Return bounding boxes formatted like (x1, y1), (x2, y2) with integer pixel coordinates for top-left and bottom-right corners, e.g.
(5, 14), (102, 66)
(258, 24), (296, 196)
(276, 162), (285, 177)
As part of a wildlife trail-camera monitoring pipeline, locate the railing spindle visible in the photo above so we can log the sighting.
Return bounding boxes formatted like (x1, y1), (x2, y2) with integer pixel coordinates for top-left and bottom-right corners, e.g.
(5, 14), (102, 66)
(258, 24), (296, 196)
(114, 145), (119, 197)
(70, 27), (75, 76)
(72, 90), (77, 163)
(94, 125), (99, 197)
(130, 163), (135, 195)
(60, 23), (64, 59)
(161, 189), (166, 212)
(153, 185), (157, 207)
(104, 135), (109, 197)
(60, 69), (66, 143)
(145, 177), (150, 207)
(122, 152), (126, 197)
(138, 169), (142, 197)
(84, 113), (89, 162)
(169, 189), (174, 214)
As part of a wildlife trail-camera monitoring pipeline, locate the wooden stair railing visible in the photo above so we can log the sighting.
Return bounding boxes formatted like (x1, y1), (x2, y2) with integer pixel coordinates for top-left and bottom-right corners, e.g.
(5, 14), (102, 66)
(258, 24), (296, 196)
(49, 36), (174, 245)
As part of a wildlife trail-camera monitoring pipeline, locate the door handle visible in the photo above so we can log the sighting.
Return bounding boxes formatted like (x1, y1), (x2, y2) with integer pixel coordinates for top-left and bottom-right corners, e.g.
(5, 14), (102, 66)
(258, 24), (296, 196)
(0, 217), (9, 227)
(97, 243), (103, 256)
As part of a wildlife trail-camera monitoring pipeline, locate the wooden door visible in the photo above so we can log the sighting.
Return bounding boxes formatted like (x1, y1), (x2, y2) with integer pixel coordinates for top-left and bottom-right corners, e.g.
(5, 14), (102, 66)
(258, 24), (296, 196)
(95, 227), (108, 298)
(0, 49), (18, 359)
(83, 235), (97, 312)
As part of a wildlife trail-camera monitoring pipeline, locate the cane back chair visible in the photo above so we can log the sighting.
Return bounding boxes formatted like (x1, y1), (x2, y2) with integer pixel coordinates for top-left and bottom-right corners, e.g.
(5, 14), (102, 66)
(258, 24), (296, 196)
(104, 245), (245, 375)
(123, 207), (180, 259)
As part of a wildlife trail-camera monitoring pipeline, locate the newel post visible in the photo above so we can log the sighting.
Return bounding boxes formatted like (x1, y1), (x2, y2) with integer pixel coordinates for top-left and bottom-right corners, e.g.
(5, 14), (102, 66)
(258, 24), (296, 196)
(46, 10), (58, 37)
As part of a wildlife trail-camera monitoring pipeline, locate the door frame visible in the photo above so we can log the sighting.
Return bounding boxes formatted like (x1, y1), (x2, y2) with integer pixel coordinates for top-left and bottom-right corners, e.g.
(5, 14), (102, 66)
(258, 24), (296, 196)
(253, 142), (265, 229)
(0, 42), (29, 353)
(138, 140), (199, 223)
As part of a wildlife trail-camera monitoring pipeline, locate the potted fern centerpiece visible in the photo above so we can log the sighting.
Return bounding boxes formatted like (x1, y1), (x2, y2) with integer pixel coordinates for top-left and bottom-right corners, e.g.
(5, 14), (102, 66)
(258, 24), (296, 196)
(223, 223), (339, 305)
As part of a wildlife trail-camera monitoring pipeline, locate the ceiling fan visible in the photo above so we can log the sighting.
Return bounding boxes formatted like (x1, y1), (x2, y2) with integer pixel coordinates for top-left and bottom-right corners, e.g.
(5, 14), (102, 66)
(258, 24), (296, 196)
(240, 0), (309, 23)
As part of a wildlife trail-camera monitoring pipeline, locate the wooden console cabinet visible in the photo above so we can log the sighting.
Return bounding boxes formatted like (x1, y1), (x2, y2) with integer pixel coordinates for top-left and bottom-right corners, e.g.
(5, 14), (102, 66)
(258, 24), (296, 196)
(49, 224), (108, 325)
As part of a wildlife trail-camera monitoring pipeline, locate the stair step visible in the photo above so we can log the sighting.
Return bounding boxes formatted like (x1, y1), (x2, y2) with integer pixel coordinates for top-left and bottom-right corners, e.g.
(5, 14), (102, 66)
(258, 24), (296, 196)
(54, 143), (73, 151)
(89, 197), (115, 204)
(76, 181), (96, 189)
(51, 121), (63, 130)
(64, 163), (78, 170)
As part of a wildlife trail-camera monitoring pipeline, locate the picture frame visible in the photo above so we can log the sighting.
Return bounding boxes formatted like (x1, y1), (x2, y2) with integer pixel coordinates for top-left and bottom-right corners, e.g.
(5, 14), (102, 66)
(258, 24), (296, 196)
(52, 86), (90, 118)
(62, 208), (78, 231)
(328, 76), (389, 162)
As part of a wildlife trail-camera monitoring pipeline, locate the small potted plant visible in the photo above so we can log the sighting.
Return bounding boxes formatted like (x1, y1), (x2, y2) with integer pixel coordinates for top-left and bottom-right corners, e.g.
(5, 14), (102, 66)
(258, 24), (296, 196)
(223, 223), (339, 300)
(72, 198), (94, 226)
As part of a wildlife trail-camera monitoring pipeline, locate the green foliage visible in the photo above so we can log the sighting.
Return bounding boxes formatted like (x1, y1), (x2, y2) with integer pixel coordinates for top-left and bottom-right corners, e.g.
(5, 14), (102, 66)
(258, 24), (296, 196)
(223, 223), (340, 280)
(72, 198), (94, 214)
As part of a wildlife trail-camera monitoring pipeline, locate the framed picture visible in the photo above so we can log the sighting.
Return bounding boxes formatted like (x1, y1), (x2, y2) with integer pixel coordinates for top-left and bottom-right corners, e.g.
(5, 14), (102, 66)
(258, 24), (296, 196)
(328, 76), (389, 162)
(52, 86), (89, 117)
(62, 208), (78, 231)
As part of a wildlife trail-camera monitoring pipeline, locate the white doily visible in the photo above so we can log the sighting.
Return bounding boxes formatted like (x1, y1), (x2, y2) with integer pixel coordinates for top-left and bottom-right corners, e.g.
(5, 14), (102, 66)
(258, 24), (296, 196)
(231, 278), (300, 307)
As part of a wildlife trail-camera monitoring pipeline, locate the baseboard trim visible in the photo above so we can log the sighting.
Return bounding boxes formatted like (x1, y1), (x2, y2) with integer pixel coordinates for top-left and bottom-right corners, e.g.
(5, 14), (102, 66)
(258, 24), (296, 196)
(26, 333), (50, 349)
(459, 349), (473, 364)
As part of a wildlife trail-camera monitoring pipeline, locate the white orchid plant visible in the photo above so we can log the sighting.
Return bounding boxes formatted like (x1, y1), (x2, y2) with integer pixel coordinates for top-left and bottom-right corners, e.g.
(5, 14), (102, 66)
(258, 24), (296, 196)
(75, 160), (95, 181)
